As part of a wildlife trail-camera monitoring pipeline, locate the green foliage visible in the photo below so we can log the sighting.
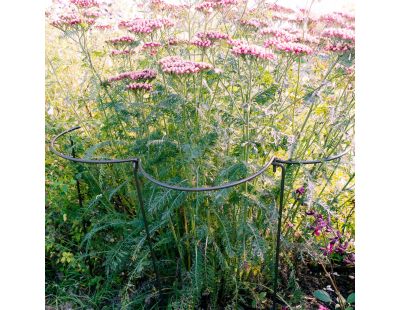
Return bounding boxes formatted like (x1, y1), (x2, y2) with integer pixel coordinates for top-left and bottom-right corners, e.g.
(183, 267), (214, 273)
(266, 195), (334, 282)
(45, 0), (355, 308)
(313, 290), (333, 303)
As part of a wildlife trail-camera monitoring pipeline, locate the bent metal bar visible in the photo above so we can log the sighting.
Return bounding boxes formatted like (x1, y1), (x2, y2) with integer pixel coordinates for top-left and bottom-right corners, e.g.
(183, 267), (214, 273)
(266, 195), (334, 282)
(50, 126), (350, 310)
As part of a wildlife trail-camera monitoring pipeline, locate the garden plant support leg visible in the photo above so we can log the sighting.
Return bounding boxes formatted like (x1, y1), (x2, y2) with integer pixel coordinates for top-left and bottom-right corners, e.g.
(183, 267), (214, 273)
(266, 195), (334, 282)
(70, 136), (83, 209)
(272, 162), (286, 310)
(132, 160), (162, 304)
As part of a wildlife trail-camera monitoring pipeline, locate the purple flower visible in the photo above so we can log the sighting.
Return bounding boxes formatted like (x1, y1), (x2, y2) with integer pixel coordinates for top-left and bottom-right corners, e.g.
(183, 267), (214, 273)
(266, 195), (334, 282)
(344, 253), (355, 265)
(320, 243), (334, 256)
(305, 210), (315, 216)
(295, 186), (305, 196)
(336, 241), (349, 254)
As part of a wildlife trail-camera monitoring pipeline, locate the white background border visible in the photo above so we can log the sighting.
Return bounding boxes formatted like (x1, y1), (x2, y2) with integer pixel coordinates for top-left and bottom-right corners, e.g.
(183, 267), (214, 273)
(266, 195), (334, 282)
(0, 0), (399, 308)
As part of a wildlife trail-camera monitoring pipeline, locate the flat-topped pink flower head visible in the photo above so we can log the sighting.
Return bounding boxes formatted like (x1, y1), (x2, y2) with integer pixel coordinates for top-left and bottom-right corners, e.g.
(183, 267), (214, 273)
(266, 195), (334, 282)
(197, 31), (230, 40)
(334, 11), (355, 22)
(195, 0), (237, 14)
(119, 18), (174, 34)
(264, 37), (285, 48)
(126, 82), (153, 92)
(240, 19), (264, 29)
(322, 27), (355, 42)
(107, 36), (136, 45)
(143, 42), (162, 49)
(227, 38), (247, 47)
(94, 24), (112, 30)
(191, 38), (213, 48)
(159, 56), (213, 75)
(82, 10), (101, 18)
(267, 3), (295, 14)
(167, 37), (189, 46)
(295, 33), (320, 44)
(318, 13), (346, 26)
(108, 69), (157, 83)
(51, 14), (82, 27)
(70, 0), (99, 8)
(50, 12), (97, 28)
(274, 42), (313, 55)
(260, 27), (297, 42)
(325, 42), (354, 53)
(232, 43), (276, 60)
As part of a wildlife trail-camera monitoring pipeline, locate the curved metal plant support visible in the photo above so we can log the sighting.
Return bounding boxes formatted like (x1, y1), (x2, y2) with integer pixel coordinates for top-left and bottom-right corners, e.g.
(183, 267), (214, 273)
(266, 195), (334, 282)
(50, 126), (350, 310)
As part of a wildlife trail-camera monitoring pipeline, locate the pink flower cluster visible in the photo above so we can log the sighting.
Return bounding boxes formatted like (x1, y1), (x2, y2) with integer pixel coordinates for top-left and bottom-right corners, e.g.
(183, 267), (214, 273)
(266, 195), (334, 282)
(227, 39), (247, 47)
(110, 49), (135, 56)
(345, 65), (355, 75)
(119, 18), (174, 34)
(191, 38), (213, 48)
(290, 11), (319, 24)
(219, 0), (237, 5)
(195, 0), (237, 14)
(130, 69), (157, 81)
(143, 42), (162, 49)
(334, 11), (355, 22)
(281, 25), (301, 35)
(106, 36), (136, 45)
(126, 82), (153, 91)
(108, 69), (157, 83)
(82, 10), (101, 18)
(150, 0), (189, 12)
(51, 14), (81, 27)
(159, 56), (213, 75)
(70, 0), (99, 8)
(142, 42), (162, 55)
(271, 12), (297, 22)
(260, 27), (297, 42)
(274, 42), (313, 55)
(263, 38), (284, 48)
(267, 3), (295, 14)
(322, 28), (355, 41)
(295, 33), (320, 44)
(50, 13), (95, 28)
(167, 37), (189, 46)
(195, 1), (217, 14)
(306, 211), (352, 257)
(318, 13), (346, 27)
(240, 19), (267, 29)
(325, 42), (354, 53)
(231, 43), (276, 60)
(197, 31), (230, 40)
(95, 24), (112, 30)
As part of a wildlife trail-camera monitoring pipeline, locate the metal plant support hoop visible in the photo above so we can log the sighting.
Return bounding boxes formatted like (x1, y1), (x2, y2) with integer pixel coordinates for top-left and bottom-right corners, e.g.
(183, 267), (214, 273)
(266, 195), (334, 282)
(50, 126), (350, 310)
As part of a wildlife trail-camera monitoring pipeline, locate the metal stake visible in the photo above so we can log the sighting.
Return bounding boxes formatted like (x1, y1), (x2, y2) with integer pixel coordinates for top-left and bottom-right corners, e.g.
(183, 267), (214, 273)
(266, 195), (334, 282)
(69, 136), (83, 209)
(272, 162), (286, 310)
(132, 160), (162, 304)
